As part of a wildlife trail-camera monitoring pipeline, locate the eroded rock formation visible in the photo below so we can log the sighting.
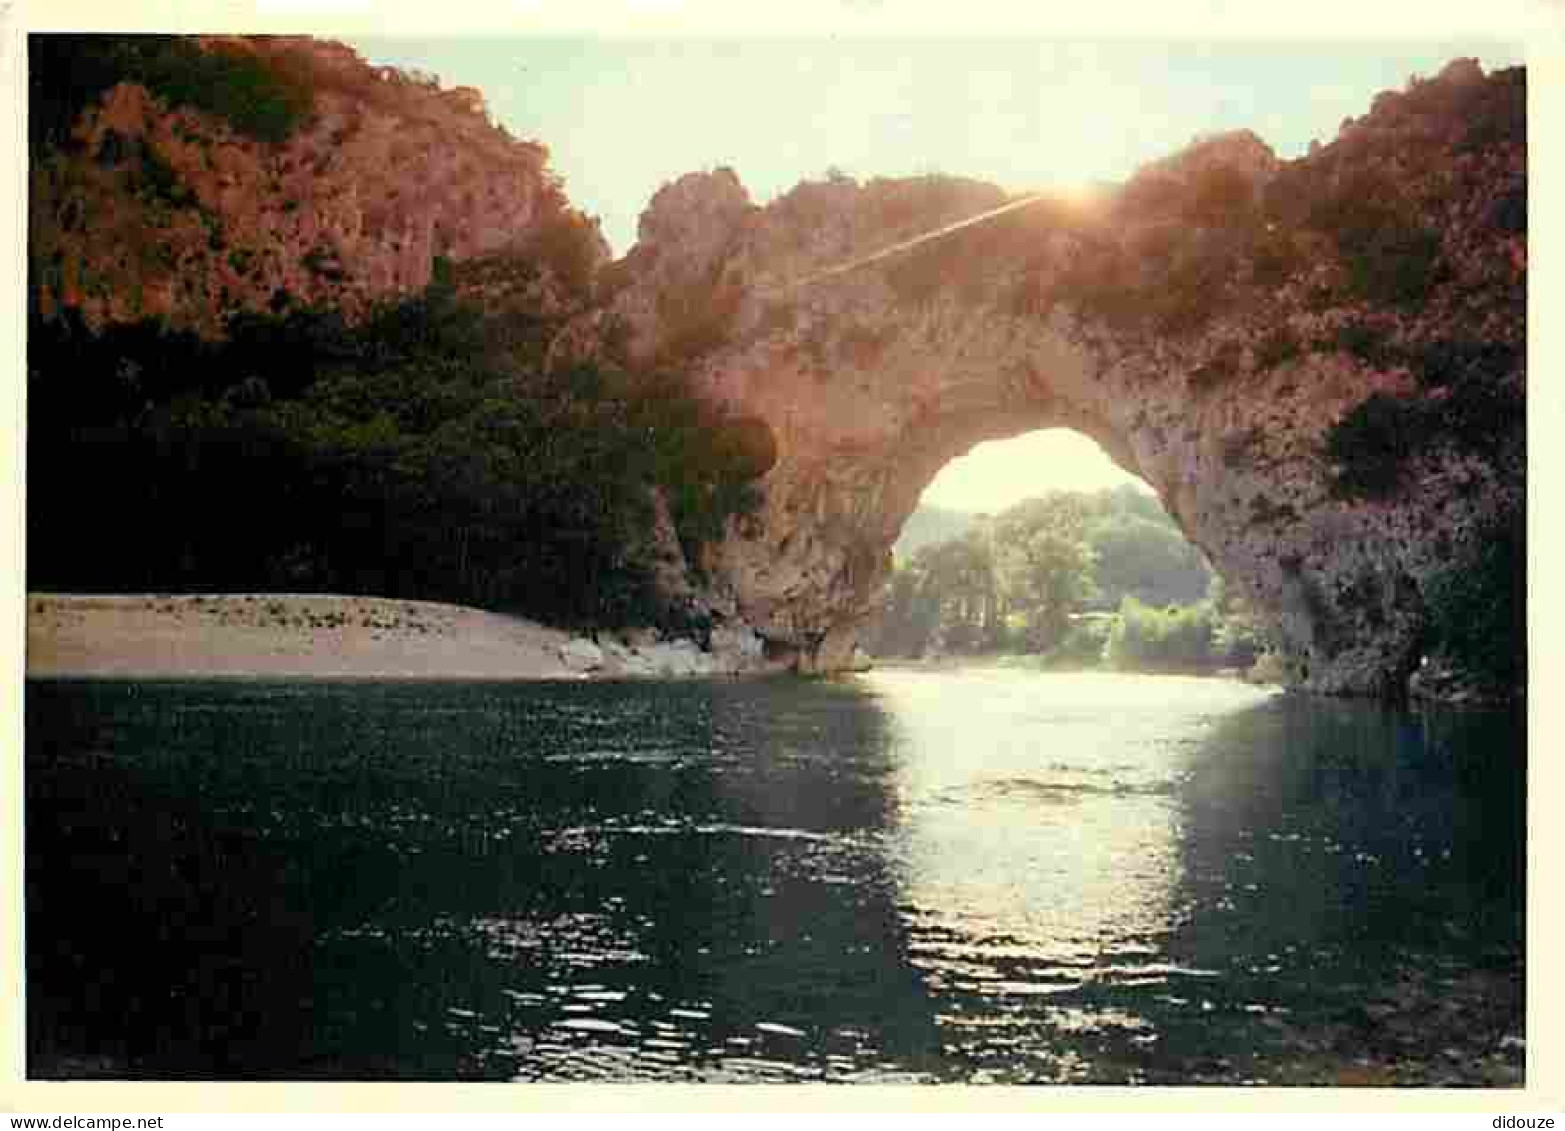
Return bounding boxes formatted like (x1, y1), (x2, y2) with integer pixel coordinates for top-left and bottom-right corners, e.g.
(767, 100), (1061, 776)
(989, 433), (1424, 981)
(30, 36), (606, 334)
(29, 39), (1525, 698)
(608, 60), (1525, 696)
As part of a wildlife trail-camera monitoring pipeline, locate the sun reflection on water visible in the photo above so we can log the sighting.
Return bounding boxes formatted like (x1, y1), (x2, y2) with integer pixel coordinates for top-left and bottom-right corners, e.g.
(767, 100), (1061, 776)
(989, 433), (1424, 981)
(869, 668), (1274, 1079)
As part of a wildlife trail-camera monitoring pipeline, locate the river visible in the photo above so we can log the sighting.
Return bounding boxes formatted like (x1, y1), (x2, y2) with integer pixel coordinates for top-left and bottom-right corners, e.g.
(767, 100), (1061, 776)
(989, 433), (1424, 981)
(25, 670), (1525, 1084)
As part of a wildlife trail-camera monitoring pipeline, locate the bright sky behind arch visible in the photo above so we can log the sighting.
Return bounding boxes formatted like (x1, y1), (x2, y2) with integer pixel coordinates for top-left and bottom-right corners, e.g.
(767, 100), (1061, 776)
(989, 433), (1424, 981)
(339, 34), (1526, 510)
(342, 36), (1526, 255)
(920, 431), (1149, 512)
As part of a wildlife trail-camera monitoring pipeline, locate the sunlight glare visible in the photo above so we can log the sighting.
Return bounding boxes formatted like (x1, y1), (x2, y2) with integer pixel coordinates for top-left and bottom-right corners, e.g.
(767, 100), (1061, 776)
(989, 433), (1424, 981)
(920, 430), (1147, 514)
(1044, 180), (1113, 214)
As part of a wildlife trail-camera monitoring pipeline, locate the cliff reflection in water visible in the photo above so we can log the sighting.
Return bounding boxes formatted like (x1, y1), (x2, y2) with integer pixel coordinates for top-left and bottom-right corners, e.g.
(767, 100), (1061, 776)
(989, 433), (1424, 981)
(867, 671), (1523, 1084)
(26, 674), (1522, 1083)
(1161, 695), (1525, 1084)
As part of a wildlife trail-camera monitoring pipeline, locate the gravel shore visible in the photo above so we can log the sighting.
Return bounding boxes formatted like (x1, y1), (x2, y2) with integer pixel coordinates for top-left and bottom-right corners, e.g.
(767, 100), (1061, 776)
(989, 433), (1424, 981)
(26, 593), (583, 681)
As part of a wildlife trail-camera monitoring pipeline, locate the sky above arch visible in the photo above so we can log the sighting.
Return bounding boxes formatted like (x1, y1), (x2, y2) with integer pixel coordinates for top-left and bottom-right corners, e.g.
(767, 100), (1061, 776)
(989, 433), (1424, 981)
(342, 35), (1525, 255)
(337, 31), (1527, 510)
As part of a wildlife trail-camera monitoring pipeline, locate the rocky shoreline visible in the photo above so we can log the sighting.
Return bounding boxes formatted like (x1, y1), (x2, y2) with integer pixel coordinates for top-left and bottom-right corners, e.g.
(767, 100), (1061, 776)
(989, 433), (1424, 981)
(25, 593), (783, 682)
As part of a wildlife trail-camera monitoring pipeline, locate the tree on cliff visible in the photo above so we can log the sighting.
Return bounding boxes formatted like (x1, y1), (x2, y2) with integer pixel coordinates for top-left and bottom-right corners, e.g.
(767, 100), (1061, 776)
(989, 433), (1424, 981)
(29, 35), (316, 147)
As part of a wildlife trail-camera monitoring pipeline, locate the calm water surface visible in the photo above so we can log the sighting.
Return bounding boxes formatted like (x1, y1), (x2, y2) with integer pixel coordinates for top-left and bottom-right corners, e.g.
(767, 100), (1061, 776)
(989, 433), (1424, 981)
(26, 671), (1524, 1083)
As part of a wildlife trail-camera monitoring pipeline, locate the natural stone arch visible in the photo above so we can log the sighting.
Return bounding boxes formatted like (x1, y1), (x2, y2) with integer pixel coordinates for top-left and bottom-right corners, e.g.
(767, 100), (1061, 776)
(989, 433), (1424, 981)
(606, 62), (1525, 697)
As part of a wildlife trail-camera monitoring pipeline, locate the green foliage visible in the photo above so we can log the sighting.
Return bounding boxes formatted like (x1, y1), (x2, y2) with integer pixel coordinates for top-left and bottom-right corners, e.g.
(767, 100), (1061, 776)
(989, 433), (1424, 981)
(655, 272), (745, 365)
(872, 484), (1217, 660)
(1037, 614), (1115, 669)
(1328, 321), (1395, 368)
(1455, 66), (1526, 154)
(1258, 159), (1318, 230)
(1188, 341), (1243, 394)
(1182, 165), (1256, 228)
(1304, 171), (1446, 308)
(1104, 597), (1217, 671)
(1086, 513), (1210, 609)
(1405, 338), (1522, 391)
(1324, 392), (1425, 499)
(1253, 326), (1302, 370)
(1099, 481), (1172, 523)
(30, 35), (314, 147)
(630, 372), (771, 568)
(1247, 494), (1298, 528)
(302, 245), (346, 281)
(892, 503), (976, 561)
(1422, 511), (1525, 692)
(1247, 224), (1308, 288)
(1052, 207), (1249, 338)
(1490, 186), (1527, 236)
(1325, 350), (1524, 500)
(526, 208), (604, 298)
(866, 529), (1004, 657)
(867, 563), (943, 658)
(1212, 617), (1270, 667)
(1207, 575), (1272, 667)
(28, 274), (768, 632)
(870, 482), (1269, 671)
(131, 138), (195, 208)
(1147, 247), (1234, 336)
(1342, 223), (1444, 309)
(1036, 68), (1522, 339)
(997, 526), (1098, 650)
(1431, 373), (1526, 464)
(1051, 244), (1144, 330)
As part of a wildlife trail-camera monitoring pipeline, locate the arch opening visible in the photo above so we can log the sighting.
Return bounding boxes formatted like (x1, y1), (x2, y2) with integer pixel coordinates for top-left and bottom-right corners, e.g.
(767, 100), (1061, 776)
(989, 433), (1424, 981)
(866, 429), (1274, 676)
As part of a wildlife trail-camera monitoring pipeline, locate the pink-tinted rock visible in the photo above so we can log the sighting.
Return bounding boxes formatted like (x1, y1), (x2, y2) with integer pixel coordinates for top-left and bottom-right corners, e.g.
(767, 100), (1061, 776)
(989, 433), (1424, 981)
(605, 69), (1525, 697)
(31, 37), (590, 335)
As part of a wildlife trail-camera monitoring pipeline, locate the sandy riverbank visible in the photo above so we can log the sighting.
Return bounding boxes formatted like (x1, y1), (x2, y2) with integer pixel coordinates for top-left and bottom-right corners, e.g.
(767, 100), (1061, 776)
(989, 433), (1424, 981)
(26, 593), (586, 681)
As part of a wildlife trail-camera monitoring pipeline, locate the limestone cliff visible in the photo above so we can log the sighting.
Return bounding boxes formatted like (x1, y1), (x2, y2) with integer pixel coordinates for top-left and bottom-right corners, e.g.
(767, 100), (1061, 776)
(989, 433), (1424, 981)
(29, 40), (1525, 699)
(29, 35), (605, 334)
(606, 59), (1525, 697)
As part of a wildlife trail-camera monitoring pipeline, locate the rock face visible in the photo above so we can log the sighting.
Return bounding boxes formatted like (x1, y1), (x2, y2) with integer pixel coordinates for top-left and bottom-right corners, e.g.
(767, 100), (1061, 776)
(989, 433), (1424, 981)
(559, 624), (780, 678)
(29, 40), (1525, 699)
(607, 62), (1526, 696)
(30, 36), (604, 334)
